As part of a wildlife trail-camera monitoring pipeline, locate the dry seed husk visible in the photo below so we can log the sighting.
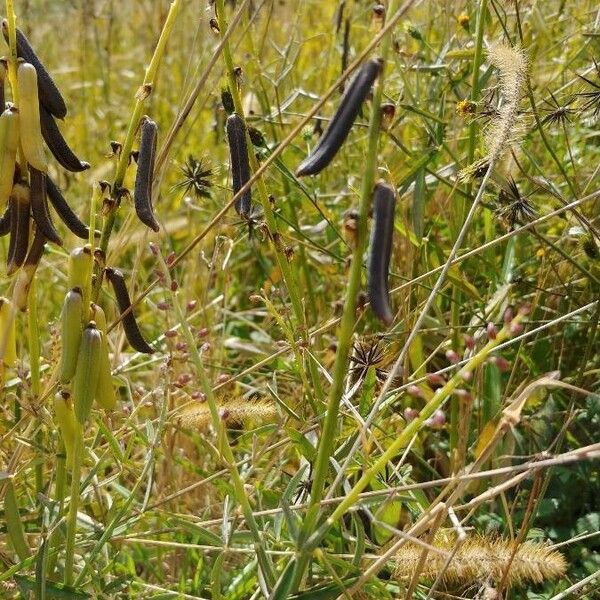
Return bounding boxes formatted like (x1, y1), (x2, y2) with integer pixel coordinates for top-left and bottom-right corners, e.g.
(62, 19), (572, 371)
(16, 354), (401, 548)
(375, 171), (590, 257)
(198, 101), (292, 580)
(226, 113), (252, 217)
(2, 20), (67, 119)
(29, 166), (61, 245)
(368, 182), (396, 326)
(133, 116), (160, 232)
(39, 104), (89, 172)
(6, 182), (31, 275)
(296, 58), (382, 177)
(0, 107), (20, 209)
(105, 267), (154, 354)
(72, 322), (102, 424)
(46, 176), (90, 239)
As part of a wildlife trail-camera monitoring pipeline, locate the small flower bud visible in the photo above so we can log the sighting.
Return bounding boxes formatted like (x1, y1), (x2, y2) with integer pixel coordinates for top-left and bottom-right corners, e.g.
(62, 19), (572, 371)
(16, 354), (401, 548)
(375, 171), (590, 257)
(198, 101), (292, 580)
(509, 321), (523, 336)
(486, 322), (497, 340)
(465, 335), (475, 351)
(503, 307), (514, 325)
(407, 384), (422, 398)
(216, 373), (230, 385)
(426, 373), (446, 388)
(165, 328), (178, 338)
(404, 407), (419, 422)
(446, 349), (459, 364)
(426, 409), (446, 428)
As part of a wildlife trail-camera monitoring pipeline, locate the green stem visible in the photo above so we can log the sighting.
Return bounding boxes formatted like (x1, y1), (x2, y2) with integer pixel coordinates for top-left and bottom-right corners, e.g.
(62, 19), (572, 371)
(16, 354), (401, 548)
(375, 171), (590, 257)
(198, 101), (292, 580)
(47, 443), (67, 576)
(64, 428), (83, 586)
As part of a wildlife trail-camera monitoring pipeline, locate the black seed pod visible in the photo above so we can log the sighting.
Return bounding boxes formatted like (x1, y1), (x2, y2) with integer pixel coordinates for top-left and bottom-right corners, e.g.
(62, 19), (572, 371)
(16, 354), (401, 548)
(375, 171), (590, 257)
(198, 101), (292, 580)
(39, 105), (89, 172)
(0, 203), (11, 237)
(105, 267), (154, 354)
(221, 88), (234, 114)
(296, 58), (382, 177)
(134, 116), (160, 232)
(46, 176), (90, 239)
(226, 113), (252, 217)
(7, 183), (31, 275)
(2, 20), (67, 119)
(29, 166), (62, 245)
(24, 228), (47, 266)
(368, 182), (396, 326)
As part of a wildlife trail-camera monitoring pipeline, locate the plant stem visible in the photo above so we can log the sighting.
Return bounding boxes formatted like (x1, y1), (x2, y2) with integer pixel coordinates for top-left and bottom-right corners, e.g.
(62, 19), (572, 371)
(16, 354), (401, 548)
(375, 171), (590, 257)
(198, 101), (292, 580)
(64, 427), (83, 586)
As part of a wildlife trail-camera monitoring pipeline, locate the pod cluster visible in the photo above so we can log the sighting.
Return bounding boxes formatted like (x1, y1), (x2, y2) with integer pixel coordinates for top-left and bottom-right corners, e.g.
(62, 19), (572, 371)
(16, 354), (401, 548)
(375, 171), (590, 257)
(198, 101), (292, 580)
(0, 21), (90, 296)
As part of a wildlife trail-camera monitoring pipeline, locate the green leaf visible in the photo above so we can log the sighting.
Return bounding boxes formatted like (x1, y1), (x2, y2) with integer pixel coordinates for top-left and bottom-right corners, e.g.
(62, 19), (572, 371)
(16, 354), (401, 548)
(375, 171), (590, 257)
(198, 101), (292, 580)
(14, 575), (90, 599)
(4, 480), (30, 562)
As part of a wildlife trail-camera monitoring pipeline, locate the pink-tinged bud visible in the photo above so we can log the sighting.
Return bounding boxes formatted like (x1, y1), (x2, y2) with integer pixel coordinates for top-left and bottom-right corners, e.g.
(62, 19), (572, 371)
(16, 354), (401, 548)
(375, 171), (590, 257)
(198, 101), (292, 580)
(404, 407), (419, 422)
(426, 409), (446, 428)
(157, 301), (170, 311)
(407, 384), (422, 398)
(465, 335), (475, 351)
(149, 242), (159, 255)
(197, 327), (209, 338)
(216, 373), (230, 385)
(165, 328), (178, 338)
(187, 300), (197, 312)
(249, 294), (263, 304)
(489, 355), (510, 371)
(171, 280), (178, 292)
(460, 369), (472, 381)
(509, 321), (523, 336)
(454, 388), (472, 402)
(191, 391), (206, 402)
(166, 252), (177, 266)
(219, 408), (230, 420)
(178, 373), (192, 386)
(503, 307), (514, 325)
(175, 341), (187, 351)
(446, 349), (459, 364)
(519, 303), (531, 316)
(426, 373), (446, 388)
(200, 342), (210, 353)
(486, 322), (497, 340)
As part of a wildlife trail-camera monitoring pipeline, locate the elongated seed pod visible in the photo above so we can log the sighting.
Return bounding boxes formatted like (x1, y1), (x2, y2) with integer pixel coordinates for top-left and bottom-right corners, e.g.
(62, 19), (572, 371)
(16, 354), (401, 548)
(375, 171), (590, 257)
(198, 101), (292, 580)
(59, 287), (84, 384)
(13, 230), (47, 310)
(72, 322), (102, 424)
(133, 117), (160, 232)
(39, 105), (89, 172)
(105, 267), (154, 354)
(226, 113), (252, 217)
(90, 303), (116, 410)
(17, 62), (47, 172)
(53, 392), (78, 466)
(0, 61), (5, 116)
(0, 296), (17, 368)
(29, 166), (61, 245)
(67, 246), (93, 291)
(0, 203), (10, 236)
(2, 20), (67, 119)
(0, 107), (20, 208)
(368, 182), (396, 326)
(46, 176), (90, 239)
(296, 59), (382, 177)
(6, 183), (31, 275)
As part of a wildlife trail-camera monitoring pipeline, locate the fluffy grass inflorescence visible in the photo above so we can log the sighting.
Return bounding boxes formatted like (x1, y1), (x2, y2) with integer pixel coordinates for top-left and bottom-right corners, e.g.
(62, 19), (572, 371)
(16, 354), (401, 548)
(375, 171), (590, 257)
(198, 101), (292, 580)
(180, 398), (278, 428)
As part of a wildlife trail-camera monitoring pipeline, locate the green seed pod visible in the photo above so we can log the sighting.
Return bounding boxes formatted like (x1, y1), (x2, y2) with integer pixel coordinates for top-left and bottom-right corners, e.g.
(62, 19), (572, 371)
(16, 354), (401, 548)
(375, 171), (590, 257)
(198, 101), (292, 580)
(59, 287), (84, 384)
(133, 116), (160, 232)
(68, 245), (93, 291)
(17, 62), (47, 172)
(53, 391), (78, 465)
(0, 296), (17, 368)
(6, 182), (31, 275)
(72, 322), (102, 424)
(0, 107), (20, 209)
(29, 166), (62, 245)
(90, 303), (116, 411)
(46, 175), (90, 239)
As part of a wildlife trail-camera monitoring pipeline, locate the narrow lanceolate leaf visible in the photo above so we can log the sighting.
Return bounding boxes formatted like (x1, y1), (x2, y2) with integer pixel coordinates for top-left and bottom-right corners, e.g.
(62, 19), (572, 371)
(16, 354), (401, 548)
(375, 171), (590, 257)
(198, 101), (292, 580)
(0, 203), (11, 236)
(368, 182), (396, 326)
(226, 113), (252, 217)
(17, 62), (47, 172)
(46, 176), (90, 239)
(59, 288), (84, 384)
(90, 303), (116, 411)
(29, 166), (62, 245)
(7, 183), (31, 275)
(53, 391), (78, 466)
(72, 322), (102, 424)
(0, 296), (17, 367)
(4, 479), (30, 561)
(0, 106), (20, 209)
(105, 268), (154, 354)
(133, 116), (160, 232)
(39, 105), (89, 172)
(67, 246), (93, 291)
(2, 20), (67, 119)
(296, 58), (382, 177)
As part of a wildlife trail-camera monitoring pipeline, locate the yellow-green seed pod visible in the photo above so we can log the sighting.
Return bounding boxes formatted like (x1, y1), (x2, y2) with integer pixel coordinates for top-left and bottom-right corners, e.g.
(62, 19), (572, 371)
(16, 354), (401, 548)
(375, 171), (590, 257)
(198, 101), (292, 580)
(16, 62), (47, 172)
(0, 296), (17, 368)
(53, 391), (78, 465)
(72, 322), (102, 424)
(67, 245), (93, 293)
(0, 107), (20, 209)
(90, 303), (116, 410)
(59, 288), (83, 384)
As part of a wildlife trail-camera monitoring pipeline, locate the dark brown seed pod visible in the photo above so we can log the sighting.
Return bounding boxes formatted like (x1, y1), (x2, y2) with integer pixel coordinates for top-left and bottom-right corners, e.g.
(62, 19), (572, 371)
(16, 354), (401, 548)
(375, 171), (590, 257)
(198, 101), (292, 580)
(39, 104), (89, 172)
(296, 58), (382, 177)
(226, 113), (252, 217)
(29, 166), (62, 245)
(2, 20), (67, 119)
(7, 183), (31, 275)
(24, 228), (46, 266)
(133, 116), (160, 232)
(0, 203), (11, 237)
(105, 267), (154, 354)
(368, 182), (396, 326)
(45, 176), (90, 239)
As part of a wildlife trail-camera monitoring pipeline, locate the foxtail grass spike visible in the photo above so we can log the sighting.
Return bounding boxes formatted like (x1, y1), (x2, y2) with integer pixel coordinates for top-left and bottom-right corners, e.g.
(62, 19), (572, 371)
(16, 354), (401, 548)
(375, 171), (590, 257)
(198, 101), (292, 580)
(368, 182), (396, 326)
(296, 58), (382, 177)
(105, 267), (154, 354)
(90, 303), (116, 411)
(0, 203), (10, 236)
(225, 113), (252, 217)
(46, 176), (90, 239)
(72, 322), (102, 424)
(133, 116), (160, 232)
(17, 62), (47, 172)
(7, 183), (31, 275)
(0, 296), (17, 368)
(59, 288), (84, 384)
(2, 20), (67, 119)
(29, 166), (62, 245)
(39, 105), (89, 172)
(0, 107), (20, 209)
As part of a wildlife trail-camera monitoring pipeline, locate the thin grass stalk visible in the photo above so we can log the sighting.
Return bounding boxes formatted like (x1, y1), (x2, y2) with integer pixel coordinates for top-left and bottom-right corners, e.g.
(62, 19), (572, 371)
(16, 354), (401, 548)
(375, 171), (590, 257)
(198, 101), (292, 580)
(64, 427), (83, 586)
